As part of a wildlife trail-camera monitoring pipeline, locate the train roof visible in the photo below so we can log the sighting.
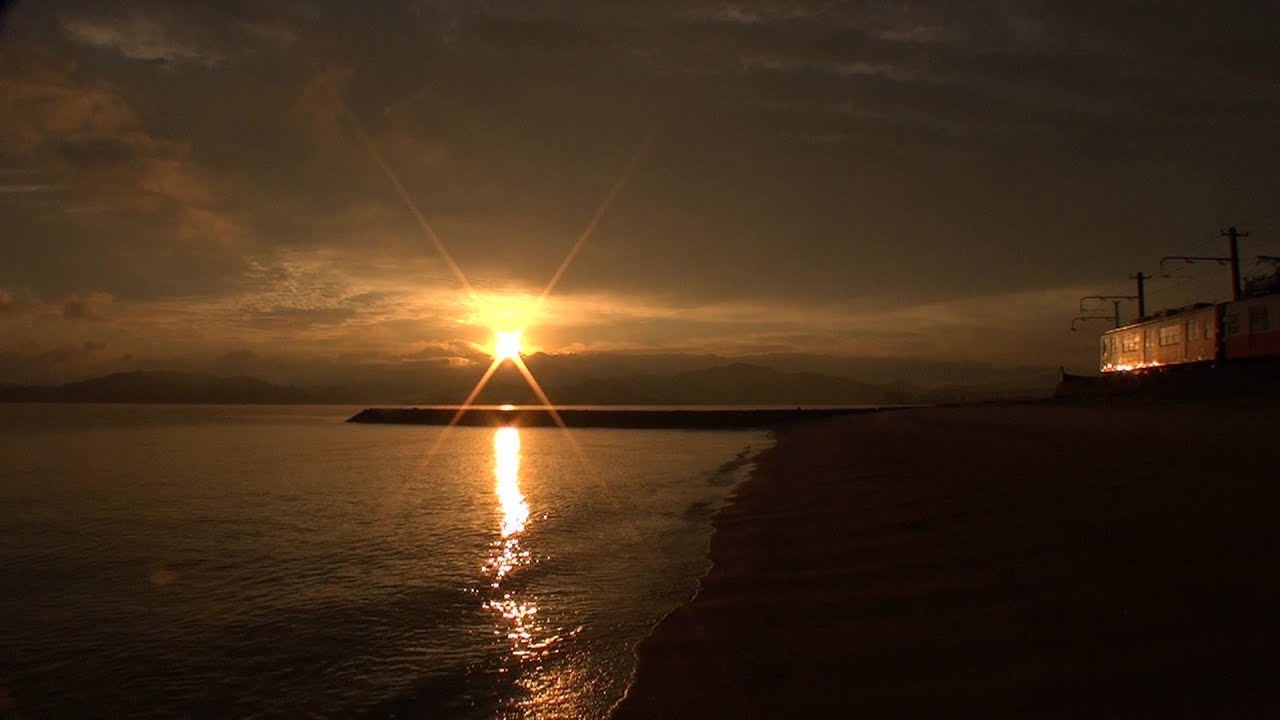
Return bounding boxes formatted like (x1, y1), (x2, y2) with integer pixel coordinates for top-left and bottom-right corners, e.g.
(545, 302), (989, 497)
(1102, 287), (1280, 337)
(1103, 302), (1216, 335)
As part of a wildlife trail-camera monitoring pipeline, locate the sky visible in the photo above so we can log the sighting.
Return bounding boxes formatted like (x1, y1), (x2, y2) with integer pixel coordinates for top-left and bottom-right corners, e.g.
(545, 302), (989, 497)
(2, 0), (1279, 386)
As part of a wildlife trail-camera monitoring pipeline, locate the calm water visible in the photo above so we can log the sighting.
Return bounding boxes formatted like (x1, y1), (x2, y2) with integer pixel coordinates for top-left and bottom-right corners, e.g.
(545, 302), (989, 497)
(0, 405), (768, 718)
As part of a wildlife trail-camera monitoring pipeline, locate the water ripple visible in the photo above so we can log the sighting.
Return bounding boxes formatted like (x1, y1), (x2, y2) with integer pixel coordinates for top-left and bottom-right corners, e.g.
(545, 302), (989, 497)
(0, 405), (768, 718)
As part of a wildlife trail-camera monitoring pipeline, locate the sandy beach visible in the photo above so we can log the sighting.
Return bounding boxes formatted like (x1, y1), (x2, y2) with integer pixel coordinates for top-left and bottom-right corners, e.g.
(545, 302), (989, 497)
(614, 401), (1280, 718)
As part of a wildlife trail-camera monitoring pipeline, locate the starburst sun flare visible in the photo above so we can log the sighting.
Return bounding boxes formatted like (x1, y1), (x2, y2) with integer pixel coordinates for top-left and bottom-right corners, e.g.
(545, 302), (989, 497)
(493, 331), (523, 362)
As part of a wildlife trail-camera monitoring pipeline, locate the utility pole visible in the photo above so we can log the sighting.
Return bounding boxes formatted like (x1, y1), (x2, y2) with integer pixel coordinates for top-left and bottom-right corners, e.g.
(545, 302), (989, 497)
(1221, 226), (1248, 301)
(1129, 272), (1150, 320)
(1158, 224), (1250, 301)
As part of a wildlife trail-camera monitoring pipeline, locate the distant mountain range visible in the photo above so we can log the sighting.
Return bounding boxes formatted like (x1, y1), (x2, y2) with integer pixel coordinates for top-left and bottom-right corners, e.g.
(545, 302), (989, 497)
(0, 371), (347, 404)
(0, 364), (1051, 406)
(547, 362), (909, 405)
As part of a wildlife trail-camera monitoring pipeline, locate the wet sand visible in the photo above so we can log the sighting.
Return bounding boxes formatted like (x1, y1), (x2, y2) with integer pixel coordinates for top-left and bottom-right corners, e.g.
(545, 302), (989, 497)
(614, 402), (1280, 718)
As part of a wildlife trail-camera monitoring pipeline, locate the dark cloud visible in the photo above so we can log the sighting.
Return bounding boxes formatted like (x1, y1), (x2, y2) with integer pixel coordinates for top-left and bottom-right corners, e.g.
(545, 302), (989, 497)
(61, 290), (112, 320)
(61, 12), (227, 66)
(243, 306), (357, 329)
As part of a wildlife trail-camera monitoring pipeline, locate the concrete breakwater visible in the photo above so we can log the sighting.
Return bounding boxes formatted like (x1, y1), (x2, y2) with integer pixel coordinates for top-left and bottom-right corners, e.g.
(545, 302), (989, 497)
(347, 406), (883, 429)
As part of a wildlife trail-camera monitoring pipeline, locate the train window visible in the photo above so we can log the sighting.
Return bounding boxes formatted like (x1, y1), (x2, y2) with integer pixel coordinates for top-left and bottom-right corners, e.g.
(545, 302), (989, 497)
(1123, 334), (1141, 352)
(1158, 325), (1182, 346)
(1145, 329), (1157, 347)
(1249, 306), (1270, 333)
(1188, 319), (1198, 339)
(1225, 313), (1240, 336)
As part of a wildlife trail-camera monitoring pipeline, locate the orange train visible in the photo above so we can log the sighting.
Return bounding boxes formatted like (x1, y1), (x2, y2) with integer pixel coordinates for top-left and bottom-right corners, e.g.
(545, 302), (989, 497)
(1099, 293), (1280, 373)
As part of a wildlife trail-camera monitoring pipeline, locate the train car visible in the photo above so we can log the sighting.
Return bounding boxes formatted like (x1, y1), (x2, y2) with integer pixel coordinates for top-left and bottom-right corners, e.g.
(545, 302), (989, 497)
(1099, 304), (1218, 373)
(1100, 324), (1145, 372)
(1221, 293), (1280, 360)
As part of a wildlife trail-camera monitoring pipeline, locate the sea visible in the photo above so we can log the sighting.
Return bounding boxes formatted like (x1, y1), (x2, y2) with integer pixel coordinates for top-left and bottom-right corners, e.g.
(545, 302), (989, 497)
(0, 404), (769, 719)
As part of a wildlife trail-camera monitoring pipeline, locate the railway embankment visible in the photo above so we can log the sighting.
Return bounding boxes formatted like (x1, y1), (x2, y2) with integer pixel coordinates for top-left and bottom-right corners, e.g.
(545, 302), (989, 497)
(1054, 358), (1280, 403)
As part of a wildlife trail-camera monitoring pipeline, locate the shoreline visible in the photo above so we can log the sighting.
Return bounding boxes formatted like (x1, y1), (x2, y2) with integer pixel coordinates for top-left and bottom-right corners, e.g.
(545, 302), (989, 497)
(611, 402), (1280, 717)
(608, 431), (779, 719)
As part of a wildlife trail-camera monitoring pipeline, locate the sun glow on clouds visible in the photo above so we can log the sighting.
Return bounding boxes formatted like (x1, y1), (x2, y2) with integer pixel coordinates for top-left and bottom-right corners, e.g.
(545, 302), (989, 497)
(25, 275), (1104, 377)
(464, 291), (536, 330)
(455, 290), (543, 359)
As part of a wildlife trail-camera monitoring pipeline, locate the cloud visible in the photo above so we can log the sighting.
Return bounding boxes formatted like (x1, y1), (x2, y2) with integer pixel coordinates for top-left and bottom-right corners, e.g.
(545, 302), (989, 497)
(61, 13), (224, 67)
(737, 54), (912, 81)
(236, 20), (297, 50)
(391, 339), (487, 365)
(877, 25), (954, 45)
(0, 68), (138, 150)
(293, 67), (355, 145)
(680, 1), (836, 26)
(0, 184), (59, 193)
(0, 289), (41, 317)
(243, 306), (358, 330)
(0, 58), (245, 297)
(62, 290), (113, 321)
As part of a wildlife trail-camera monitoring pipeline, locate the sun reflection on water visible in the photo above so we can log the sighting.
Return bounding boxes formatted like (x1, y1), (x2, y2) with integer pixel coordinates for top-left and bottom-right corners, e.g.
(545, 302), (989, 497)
(484, 427), (590, 715)
(486, 427), (563, 662)
(494, 427), (527, 542)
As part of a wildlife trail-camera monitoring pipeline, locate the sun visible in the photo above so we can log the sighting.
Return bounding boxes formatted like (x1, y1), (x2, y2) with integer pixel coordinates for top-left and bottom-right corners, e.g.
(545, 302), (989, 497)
(493, 331), (522, 362)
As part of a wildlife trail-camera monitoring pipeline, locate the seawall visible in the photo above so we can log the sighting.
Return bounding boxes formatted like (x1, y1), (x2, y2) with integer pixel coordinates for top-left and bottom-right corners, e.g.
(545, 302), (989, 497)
(347, 406), (886, 429)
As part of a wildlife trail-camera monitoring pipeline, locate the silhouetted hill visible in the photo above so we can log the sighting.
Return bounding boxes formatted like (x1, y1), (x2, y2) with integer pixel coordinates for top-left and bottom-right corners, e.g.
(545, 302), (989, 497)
(549, 362), (907, 405)
(0, 371), (349, 404)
